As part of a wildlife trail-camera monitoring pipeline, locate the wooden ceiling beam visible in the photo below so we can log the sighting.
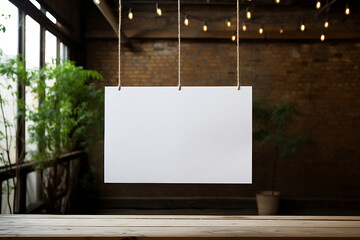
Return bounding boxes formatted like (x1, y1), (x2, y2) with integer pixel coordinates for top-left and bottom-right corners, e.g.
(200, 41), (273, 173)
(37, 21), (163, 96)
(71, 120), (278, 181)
(93, 0), (130, 44)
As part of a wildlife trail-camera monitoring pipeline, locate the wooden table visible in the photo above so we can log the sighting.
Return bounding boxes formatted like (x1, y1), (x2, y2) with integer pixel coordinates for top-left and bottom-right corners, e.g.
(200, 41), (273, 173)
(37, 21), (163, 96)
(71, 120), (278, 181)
(1, 215), (360, 239)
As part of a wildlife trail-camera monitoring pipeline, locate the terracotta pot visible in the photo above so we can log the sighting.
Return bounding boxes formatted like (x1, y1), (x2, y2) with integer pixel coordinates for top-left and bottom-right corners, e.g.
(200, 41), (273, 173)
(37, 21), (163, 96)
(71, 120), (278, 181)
(256, 191), (280, 215)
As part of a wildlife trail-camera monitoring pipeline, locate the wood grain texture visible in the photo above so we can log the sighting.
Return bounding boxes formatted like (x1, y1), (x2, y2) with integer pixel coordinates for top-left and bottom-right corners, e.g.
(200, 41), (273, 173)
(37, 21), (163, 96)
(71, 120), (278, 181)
(1, 215), (360, 239)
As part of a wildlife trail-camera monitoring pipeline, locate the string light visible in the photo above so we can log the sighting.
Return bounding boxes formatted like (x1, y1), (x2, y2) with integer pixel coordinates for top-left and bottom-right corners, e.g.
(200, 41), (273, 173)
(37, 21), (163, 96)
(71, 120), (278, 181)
(259, 25), (264, 34)
(316, 0), (321, 9)
(203, 20), (208, 32)
(242, 22), (247, 31)
(345, 3), (350, 15)
(184, 15), (189, 26)
(324, 19), (329, 28)
(128, 8), (133, 20)
(226, 18), (231, 27)
(231, 32), (236, 42)
(246, 8), (251, 19)
(156, 3), (162, 16)
(320, 33), (325, 41)
(275, 0), (280, 4)
(280, 26), (284, 34)
(300, 22), (306, 31)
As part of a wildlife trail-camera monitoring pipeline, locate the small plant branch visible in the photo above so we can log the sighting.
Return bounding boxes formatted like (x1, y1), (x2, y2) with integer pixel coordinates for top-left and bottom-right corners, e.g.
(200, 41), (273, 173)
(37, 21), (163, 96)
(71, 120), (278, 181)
(0, 95), (14, 213)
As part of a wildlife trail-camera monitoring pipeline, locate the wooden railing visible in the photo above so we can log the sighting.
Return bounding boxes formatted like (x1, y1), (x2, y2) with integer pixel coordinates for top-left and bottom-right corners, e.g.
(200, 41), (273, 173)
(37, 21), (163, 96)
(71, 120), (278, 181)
(0, 151), (85, 214)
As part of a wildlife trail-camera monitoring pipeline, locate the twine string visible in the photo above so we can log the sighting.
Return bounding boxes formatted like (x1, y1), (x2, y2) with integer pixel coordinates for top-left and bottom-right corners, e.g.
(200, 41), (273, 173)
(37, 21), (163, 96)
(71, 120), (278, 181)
(237, 0), (240, 90)
(178, 0), (181, 90)
(118, 0), (122, 90)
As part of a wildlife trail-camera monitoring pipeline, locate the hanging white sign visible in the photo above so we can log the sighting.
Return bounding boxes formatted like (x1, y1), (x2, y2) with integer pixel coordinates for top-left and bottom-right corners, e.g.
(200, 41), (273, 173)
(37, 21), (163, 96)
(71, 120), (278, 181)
(105, 86), (252, 184)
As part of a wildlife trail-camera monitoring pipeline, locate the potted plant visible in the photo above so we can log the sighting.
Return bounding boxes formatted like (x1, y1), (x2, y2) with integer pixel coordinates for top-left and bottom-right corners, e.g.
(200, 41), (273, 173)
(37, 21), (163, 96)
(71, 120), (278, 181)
(253, 98), (309, 215)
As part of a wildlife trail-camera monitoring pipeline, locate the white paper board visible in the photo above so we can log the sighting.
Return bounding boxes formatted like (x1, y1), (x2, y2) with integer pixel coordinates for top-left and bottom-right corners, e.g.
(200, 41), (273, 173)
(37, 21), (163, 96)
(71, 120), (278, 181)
(105, 86), (252, 183)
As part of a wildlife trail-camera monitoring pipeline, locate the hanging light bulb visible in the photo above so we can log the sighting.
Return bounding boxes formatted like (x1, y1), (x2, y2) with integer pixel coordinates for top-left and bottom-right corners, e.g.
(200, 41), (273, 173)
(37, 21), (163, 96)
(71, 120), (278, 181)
(203, 20), (208, 32)
(156, 3), (162, 16)
(246, 8), (251, 19)
(275, 0), (280, 4)
(324, 19), (329, 28)
(259, 25), (264, 34)
(345, 3), (350, 15)
(94, 0), (100, 4)
(242, 22), (247, 31)
(316, 0), (321, 9)
(184, 15), (189, 26)
(128, 8), (133, 20)
(280, 26), (284, 34)
(231, 32), (236, 42)
(300, 22), (305, 31)
(320, 33), (325, 41)
(226, 18), (231, 28)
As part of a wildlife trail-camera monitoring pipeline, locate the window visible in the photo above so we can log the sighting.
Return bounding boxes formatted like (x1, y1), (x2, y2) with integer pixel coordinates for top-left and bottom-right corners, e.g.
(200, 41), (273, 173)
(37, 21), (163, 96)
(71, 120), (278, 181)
(0, 0), (19, 214)
(1, 0), (70, 213)
(25, 15), (40, 161)
(0, 0), (19, 166)
(29, 0), (40, 10)
(60, 42), (68, 61)
(24, 15), (41, 207)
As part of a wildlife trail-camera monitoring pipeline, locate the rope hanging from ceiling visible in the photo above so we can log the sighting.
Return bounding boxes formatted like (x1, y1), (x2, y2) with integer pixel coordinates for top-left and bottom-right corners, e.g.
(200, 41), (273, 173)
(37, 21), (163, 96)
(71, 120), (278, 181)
(118, 0), (122, 90)
(178, 0), (181, 90)
(237, 0), (240, 90)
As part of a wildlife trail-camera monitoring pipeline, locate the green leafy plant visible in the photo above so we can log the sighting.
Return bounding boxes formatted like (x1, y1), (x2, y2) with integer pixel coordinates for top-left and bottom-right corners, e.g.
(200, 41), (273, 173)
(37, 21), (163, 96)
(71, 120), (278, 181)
(253, 98), (309, 196)
(1, 51), (103, 213)
(0, 14), (11, 33)
(28, 60), (103, 167)
(26, 60), (103, 213)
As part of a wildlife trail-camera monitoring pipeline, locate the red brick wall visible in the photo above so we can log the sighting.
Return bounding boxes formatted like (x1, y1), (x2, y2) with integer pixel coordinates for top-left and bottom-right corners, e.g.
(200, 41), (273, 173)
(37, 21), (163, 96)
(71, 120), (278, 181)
(85, 38), (360, 204)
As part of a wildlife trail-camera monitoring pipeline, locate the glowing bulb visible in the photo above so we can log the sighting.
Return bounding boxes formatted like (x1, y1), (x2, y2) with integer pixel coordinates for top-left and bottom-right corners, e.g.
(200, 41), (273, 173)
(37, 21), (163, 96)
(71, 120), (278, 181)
(184, 15), (189, 26)
(316, 0), (321, 9)
(203, 21), (208, 32)
(300, 23), (305, 31)
(259, 26), (263, 34)
(246, 8), (251, 19)
(156, 3), (162, 16)
(94, 0), (100, 4)
(324, 19), (329, 28)
(128, 8), (133, 20)
(345, 3), (350, 15)
(226, 19), (231, 27)
(320, 33), (325, 41)
(280, 27), (284, 34)
(231, 34), (236, 42)
(275, 0), (280, 4)
(242, 22), (247, 31)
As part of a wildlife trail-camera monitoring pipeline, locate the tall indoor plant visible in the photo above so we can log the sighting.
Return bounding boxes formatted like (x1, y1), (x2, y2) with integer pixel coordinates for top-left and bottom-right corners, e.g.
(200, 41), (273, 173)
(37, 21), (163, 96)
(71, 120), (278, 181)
(27, 60), (103, 213)
(253, 98), (309, 215)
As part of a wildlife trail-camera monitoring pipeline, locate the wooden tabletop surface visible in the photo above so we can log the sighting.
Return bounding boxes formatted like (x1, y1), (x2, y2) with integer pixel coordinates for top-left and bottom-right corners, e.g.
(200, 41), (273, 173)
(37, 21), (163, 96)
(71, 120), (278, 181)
(1, 215), (360, 239)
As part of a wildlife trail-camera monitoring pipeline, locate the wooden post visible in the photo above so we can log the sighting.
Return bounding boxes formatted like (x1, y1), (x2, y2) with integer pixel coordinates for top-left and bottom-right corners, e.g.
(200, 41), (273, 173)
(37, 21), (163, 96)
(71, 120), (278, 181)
(17, 173), (27, 213)
(15, 8), (26, 214)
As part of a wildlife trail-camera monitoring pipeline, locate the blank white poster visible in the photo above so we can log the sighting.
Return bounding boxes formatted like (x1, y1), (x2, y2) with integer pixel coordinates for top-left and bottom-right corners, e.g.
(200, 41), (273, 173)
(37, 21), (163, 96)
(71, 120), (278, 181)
(105, 86), (252, 184)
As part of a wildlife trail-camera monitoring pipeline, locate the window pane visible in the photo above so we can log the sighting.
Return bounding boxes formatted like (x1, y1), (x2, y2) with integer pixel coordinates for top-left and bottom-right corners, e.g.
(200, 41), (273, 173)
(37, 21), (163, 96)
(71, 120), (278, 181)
(29, 0), (40, 10)
(25, 15), (40, 161)
(0, 0), (18, 57)
(0, 0), (19, 166)
(45, 30), (57, 65)
(45, 30), (57, 87)
(45, 11), (57, 24)
(60, 42), (68, 61)
(26, 171), (39, 207)
(1, 179), (16, 214)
